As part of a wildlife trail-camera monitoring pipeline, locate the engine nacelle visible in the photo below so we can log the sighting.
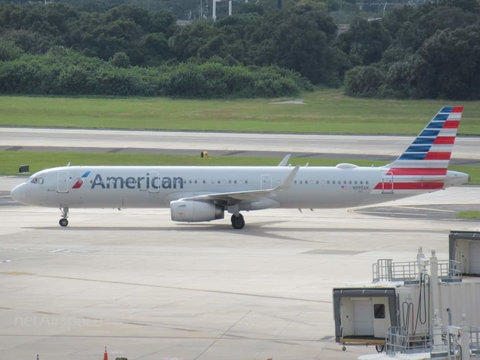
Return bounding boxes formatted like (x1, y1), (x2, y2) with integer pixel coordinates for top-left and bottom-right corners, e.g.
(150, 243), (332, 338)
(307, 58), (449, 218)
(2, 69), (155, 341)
(170, 200), (224, 222)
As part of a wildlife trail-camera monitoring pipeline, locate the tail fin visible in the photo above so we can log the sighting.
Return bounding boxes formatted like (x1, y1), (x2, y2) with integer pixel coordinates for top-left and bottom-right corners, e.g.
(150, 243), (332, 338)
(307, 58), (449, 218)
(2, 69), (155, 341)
(388, 106), (463, 171)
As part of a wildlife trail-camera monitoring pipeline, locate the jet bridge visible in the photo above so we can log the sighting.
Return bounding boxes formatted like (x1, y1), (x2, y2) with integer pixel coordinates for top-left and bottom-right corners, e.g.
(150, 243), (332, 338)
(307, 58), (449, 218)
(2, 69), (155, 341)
(333, 247), (469, 352)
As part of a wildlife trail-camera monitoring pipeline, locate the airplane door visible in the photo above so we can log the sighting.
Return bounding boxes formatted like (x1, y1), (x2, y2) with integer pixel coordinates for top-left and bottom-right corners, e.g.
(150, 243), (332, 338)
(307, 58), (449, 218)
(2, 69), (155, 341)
(261, 175), (272, 190)
(353, 299), (374, 336)
(149, 171), (160, 193)
(382, 171), (394, 194)
(57, 171), (69, 193)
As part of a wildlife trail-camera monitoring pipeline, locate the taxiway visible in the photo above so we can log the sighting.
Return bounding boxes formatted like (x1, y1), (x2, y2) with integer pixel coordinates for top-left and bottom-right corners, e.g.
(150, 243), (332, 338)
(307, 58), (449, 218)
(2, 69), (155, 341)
(0, 176), (479, 360)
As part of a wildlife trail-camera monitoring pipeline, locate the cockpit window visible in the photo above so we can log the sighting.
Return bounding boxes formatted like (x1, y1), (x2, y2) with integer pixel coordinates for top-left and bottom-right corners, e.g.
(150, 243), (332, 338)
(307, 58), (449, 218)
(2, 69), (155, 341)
(27, 177), (44, 184)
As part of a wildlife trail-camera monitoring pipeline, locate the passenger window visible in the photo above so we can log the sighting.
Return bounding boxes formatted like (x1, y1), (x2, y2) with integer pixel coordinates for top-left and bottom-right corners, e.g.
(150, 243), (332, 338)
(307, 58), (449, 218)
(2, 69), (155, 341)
(294, 180), (297, 184)
(366, 181), (369, 184)
(211, 180), (215, 184)
(327, 181), (330, 184)
(349, 181), (352, 184)
(355, 181), (358, 184)
(218, 180), (221, 184)
(332, 181), (335, 184)
(300, 180), (303, 184)
(234, 180), (237, 184)
(245, 180), (248, 184)
(343, 181), (346, 184)
(360, 181), (363, 184)
(316, 180), (319, 184)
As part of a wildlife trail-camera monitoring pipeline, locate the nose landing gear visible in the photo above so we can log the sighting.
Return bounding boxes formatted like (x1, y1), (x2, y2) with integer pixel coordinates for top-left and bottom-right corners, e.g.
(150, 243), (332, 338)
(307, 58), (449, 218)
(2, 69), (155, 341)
(59, 207), (69, 227)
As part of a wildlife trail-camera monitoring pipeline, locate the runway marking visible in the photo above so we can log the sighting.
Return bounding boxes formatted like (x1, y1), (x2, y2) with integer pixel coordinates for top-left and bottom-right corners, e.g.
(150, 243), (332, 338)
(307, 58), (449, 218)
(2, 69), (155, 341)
(50, 249), (98, 253)
(194, 311), (252, 360)
(123, 321), (151, 327)
(394, 205), (456, 213)
(302, 249), (363, 255)
(34, 311), (59, 315)
(361, 211), (429, 217)
(0, 272), (331, 304)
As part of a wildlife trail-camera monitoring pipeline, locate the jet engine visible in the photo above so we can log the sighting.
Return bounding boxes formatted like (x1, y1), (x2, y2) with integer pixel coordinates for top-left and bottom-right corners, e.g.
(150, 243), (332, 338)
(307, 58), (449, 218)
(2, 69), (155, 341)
(170, 200), (224, 222)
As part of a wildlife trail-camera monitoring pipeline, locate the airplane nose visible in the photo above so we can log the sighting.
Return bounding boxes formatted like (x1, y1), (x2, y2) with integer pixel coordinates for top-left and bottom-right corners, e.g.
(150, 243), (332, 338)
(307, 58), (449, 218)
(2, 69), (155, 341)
(10, 184), (27, 204)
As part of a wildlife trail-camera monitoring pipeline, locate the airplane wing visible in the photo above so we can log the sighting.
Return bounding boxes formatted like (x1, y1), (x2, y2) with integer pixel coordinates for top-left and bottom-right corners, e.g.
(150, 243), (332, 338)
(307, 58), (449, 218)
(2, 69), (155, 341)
(179, 165), (300, 206)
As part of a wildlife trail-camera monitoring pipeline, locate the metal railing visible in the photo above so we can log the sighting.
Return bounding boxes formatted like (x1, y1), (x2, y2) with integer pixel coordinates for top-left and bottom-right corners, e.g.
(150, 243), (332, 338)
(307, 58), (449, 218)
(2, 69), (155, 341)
(385, 325), (480, 356)
(372, 259), (462, 283)
(438, 260), (463, 279)
(373, 259), (421, 282)
(385, 326), (431, 354)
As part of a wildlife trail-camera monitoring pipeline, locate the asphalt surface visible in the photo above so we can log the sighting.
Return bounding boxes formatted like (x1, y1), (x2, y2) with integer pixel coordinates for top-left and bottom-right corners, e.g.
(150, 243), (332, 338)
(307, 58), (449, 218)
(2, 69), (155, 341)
(1, 127), (479, 160)
(1, 179), (479, 360)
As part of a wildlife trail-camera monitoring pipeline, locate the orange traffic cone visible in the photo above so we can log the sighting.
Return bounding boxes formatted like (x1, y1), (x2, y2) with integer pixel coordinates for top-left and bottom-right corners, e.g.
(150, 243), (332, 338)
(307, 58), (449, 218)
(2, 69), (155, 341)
(103, 346), (108, 360)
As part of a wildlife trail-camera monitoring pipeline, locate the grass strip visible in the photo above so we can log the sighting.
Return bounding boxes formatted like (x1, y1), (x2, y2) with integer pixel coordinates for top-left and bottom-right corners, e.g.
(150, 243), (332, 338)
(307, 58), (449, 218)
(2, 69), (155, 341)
(456, 211), (480, 219)
(1, 90), (480, 135)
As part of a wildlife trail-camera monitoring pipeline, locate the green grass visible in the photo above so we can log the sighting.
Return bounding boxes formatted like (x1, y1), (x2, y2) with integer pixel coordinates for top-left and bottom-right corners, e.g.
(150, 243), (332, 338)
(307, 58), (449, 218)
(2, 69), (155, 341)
(1, 151), (479, 184)
(1, 90), (480, 135)
(457, 211), (480, 219)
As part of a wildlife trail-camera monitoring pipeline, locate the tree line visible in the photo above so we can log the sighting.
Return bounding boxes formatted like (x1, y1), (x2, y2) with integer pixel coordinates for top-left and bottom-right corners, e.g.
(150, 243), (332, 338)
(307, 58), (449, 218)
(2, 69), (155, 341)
(0, 0), (479, 99)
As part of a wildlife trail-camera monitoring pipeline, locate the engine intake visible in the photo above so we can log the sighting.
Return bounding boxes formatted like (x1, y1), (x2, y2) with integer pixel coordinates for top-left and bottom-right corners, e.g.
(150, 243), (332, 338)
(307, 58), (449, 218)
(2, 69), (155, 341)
(170, 200), (224, 222)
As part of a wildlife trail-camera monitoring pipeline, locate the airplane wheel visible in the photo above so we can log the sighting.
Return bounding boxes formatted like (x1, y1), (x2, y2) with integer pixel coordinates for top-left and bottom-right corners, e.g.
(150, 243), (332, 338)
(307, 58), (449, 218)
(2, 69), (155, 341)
(59, 218), (69, 227)
(231, 214), (245, 230)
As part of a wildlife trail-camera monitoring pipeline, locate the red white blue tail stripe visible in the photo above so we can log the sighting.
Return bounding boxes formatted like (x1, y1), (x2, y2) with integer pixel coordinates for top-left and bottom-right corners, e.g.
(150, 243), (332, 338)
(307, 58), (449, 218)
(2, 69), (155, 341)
(388, 106), (462, 169)
(373, 106), (463, 193)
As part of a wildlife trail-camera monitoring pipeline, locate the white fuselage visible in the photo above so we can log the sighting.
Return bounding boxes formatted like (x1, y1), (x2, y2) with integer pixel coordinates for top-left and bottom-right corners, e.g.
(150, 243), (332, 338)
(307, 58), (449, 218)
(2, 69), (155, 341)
(11, 165), (468, 210)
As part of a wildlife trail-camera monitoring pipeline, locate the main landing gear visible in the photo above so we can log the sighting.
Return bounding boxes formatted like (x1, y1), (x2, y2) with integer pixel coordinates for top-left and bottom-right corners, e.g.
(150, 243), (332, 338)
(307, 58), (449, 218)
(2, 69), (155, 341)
(231, 214), (245, 230)
(59, 207), (69, 227)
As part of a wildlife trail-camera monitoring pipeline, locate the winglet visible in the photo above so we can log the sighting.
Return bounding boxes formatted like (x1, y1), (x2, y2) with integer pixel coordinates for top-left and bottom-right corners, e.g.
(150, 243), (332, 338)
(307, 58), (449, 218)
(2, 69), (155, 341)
(278, 154), (291, 167)
(276, 165), (300, 191)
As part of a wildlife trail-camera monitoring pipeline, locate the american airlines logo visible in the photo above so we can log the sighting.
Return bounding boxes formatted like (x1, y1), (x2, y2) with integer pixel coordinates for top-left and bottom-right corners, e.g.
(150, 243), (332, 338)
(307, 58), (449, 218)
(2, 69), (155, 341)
(72, 171), (91, 189)
(90, 174), (184, 190)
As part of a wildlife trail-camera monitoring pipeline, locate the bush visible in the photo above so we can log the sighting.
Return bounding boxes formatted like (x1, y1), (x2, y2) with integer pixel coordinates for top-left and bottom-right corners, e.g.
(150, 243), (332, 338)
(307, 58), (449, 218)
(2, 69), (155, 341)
(0, 50), (314, 98)
(344, 66), (385, 97)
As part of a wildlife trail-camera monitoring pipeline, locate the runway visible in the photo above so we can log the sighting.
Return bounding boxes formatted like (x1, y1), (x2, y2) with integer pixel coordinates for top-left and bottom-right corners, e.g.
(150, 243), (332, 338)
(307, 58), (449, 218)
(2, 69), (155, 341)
(1, 176), (479, 360)
(1, 127), (480, 160)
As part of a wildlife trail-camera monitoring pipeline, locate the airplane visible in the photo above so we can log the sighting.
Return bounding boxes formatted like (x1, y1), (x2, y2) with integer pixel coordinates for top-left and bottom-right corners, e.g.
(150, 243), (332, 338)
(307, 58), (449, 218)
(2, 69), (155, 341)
(10, 106), (470, 230)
